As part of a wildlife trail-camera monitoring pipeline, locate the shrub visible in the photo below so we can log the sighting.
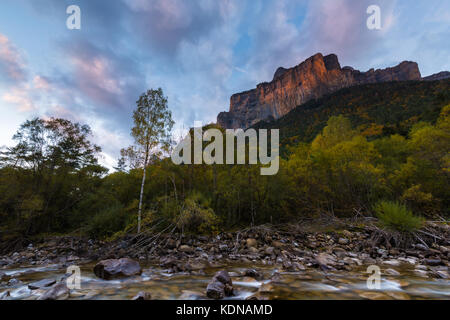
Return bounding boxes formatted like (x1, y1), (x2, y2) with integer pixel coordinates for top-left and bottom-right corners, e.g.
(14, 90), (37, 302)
(374, 200), (424, 233)
(175, 193), (220, 234)
(87, 204), (129, 238)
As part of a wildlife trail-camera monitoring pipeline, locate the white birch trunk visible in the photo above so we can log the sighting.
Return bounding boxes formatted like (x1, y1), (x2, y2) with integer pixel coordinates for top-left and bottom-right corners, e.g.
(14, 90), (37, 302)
(137, 145), (149, 234)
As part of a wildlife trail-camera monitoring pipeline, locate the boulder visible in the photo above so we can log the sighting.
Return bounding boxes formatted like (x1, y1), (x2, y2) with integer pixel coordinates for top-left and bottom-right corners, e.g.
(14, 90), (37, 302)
(28, 278), (56, 290)
(206, 281), (225, 299)
(132, 291), (152, 300)
(94, 258), (142, 280)
(38, 282), (69, 300)
(206, 270), (233, 299)
(244, 268), (262, 280)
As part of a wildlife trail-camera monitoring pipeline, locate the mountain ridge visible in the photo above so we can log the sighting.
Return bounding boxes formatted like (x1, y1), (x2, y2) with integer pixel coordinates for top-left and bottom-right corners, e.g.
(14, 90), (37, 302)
(252, 79), (450, 154)
(217, 53), (431, 129)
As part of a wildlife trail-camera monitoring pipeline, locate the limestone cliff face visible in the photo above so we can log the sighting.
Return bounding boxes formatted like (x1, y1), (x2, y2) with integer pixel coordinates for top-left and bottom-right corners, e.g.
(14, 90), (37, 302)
(217, 53), (421, 129)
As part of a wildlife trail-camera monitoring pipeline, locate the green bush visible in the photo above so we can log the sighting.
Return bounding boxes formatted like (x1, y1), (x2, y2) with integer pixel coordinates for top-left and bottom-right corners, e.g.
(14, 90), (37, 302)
(175, 192), (220, 234)
(374, 200), (424, 233)
(87, 204), (129, 238)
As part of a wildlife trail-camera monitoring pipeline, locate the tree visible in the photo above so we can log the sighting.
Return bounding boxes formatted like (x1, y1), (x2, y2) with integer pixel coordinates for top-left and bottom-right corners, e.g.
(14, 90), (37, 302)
(126, 88), (174, 233)
(0, 117), (105, 235)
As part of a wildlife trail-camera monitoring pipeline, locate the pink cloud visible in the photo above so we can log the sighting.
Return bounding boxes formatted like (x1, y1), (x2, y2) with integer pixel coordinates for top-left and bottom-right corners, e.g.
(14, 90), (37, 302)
(33, 75), (51, 91)
(0, 33), (27, 83)
(2, 86), (35, 112)
(69, 54), (123, 105)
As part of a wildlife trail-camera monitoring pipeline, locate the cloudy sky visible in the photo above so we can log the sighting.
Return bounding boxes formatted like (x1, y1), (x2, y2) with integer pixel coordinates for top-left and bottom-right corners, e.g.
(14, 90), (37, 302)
(0, 0), (449, 169)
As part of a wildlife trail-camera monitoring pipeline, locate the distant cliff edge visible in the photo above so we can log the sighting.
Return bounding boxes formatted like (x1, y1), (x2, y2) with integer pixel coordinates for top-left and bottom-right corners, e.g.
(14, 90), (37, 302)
(217, 53), (424, 129)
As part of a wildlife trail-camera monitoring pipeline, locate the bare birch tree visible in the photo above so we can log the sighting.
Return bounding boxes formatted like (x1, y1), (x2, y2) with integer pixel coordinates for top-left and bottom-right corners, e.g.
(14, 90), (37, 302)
(127, 88), (174, 233)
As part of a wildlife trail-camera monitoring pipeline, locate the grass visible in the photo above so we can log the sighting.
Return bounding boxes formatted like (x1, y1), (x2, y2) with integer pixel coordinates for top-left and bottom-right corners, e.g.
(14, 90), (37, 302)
(374, 200), (424, 233)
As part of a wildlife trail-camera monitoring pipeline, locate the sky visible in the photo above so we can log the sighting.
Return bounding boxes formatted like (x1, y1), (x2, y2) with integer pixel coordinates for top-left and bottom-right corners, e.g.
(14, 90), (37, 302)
(0, 0), (449, 169)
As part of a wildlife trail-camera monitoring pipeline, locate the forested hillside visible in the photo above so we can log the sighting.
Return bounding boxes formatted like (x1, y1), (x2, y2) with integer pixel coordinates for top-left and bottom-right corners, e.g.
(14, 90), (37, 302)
(254, 80), (450, 154)
(0, 83), (449, 244)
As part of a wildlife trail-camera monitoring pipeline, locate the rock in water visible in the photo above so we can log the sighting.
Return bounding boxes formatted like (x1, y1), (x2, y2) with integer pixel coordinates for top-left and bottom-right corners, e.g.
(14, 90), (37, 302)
(206, 270), (233, 299)
(7, 278), (22, 286)
(94, 258), (142, 280)
(244, 268), (262, 280)
(132, 291), (152, 300)
(38, 282), (69, 300)
(28, 278), (56, 290)
(0, 291), (10, 300)
(206, 281), (226, 299)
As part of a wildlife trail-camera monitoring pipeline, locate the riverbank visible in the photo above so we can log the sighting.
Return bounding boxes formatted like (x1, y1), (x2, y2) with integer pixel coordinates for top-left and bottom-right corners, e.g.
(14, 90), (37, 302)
(1, 219), (449, 300)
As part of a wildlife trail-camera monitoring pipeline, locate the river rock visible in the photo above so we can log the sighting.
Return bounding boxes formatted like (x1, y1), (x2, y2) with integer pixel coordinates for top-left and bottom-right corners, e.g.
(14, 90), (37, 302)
(414, 269), (428, 278)
(244, 268), (262, 280)
(338, 238), (349, 245)
(94, 258), (142, 280)
(28, 278), (56, 290)
(206, 270), (233, 299)
(206, 281), (226, 299)
(385, 268), (400, 276)
(179, 245), (194, 253)
(0, 290), (10, 300)
(434, 270), (449, 279)
(333, 247), (347, 258)
(246, 238), (257, 248)
(160, 256), (177, 268)
(315, 253), (336, 267)
(424, 258), (441, 266)
(132, 291), (152, 300)
(8, 278), (22, 286)
(382, 259), (401, 266)
(272, 241), (284, 248)
(38, 282), (69, 300)
(248, 246), (259, 254)
(265, 247), (275, 255)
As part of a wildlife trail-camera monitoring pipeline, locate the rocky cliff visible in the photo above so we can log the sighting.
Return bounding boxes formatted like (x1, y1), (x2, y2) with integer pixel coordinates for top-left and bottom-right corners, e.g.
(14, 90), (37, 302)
(423, 71), (450, 81)
(217, 53), (421, 129)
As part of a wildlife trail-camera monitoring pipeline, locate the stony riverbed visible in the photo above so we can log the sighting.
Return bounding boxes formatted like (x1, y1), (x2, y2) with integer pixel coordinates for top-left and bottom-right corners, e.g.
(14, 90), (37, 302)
(1, 222), (449, 300)
(0, 262), (449, 300)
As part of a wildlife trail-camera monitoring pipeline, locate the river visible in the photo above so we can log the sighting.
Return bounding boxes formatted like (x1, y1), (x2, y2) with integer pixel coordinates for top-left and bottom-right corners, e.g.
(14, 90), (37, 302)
(1, 262), (449, 300)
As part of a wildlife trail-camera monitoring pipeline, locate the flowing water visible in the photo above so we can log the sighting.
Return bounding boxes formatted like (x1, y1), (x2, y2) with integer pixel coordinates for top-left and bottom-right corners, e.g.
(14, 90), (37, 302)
(1, 263), (449, 300)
